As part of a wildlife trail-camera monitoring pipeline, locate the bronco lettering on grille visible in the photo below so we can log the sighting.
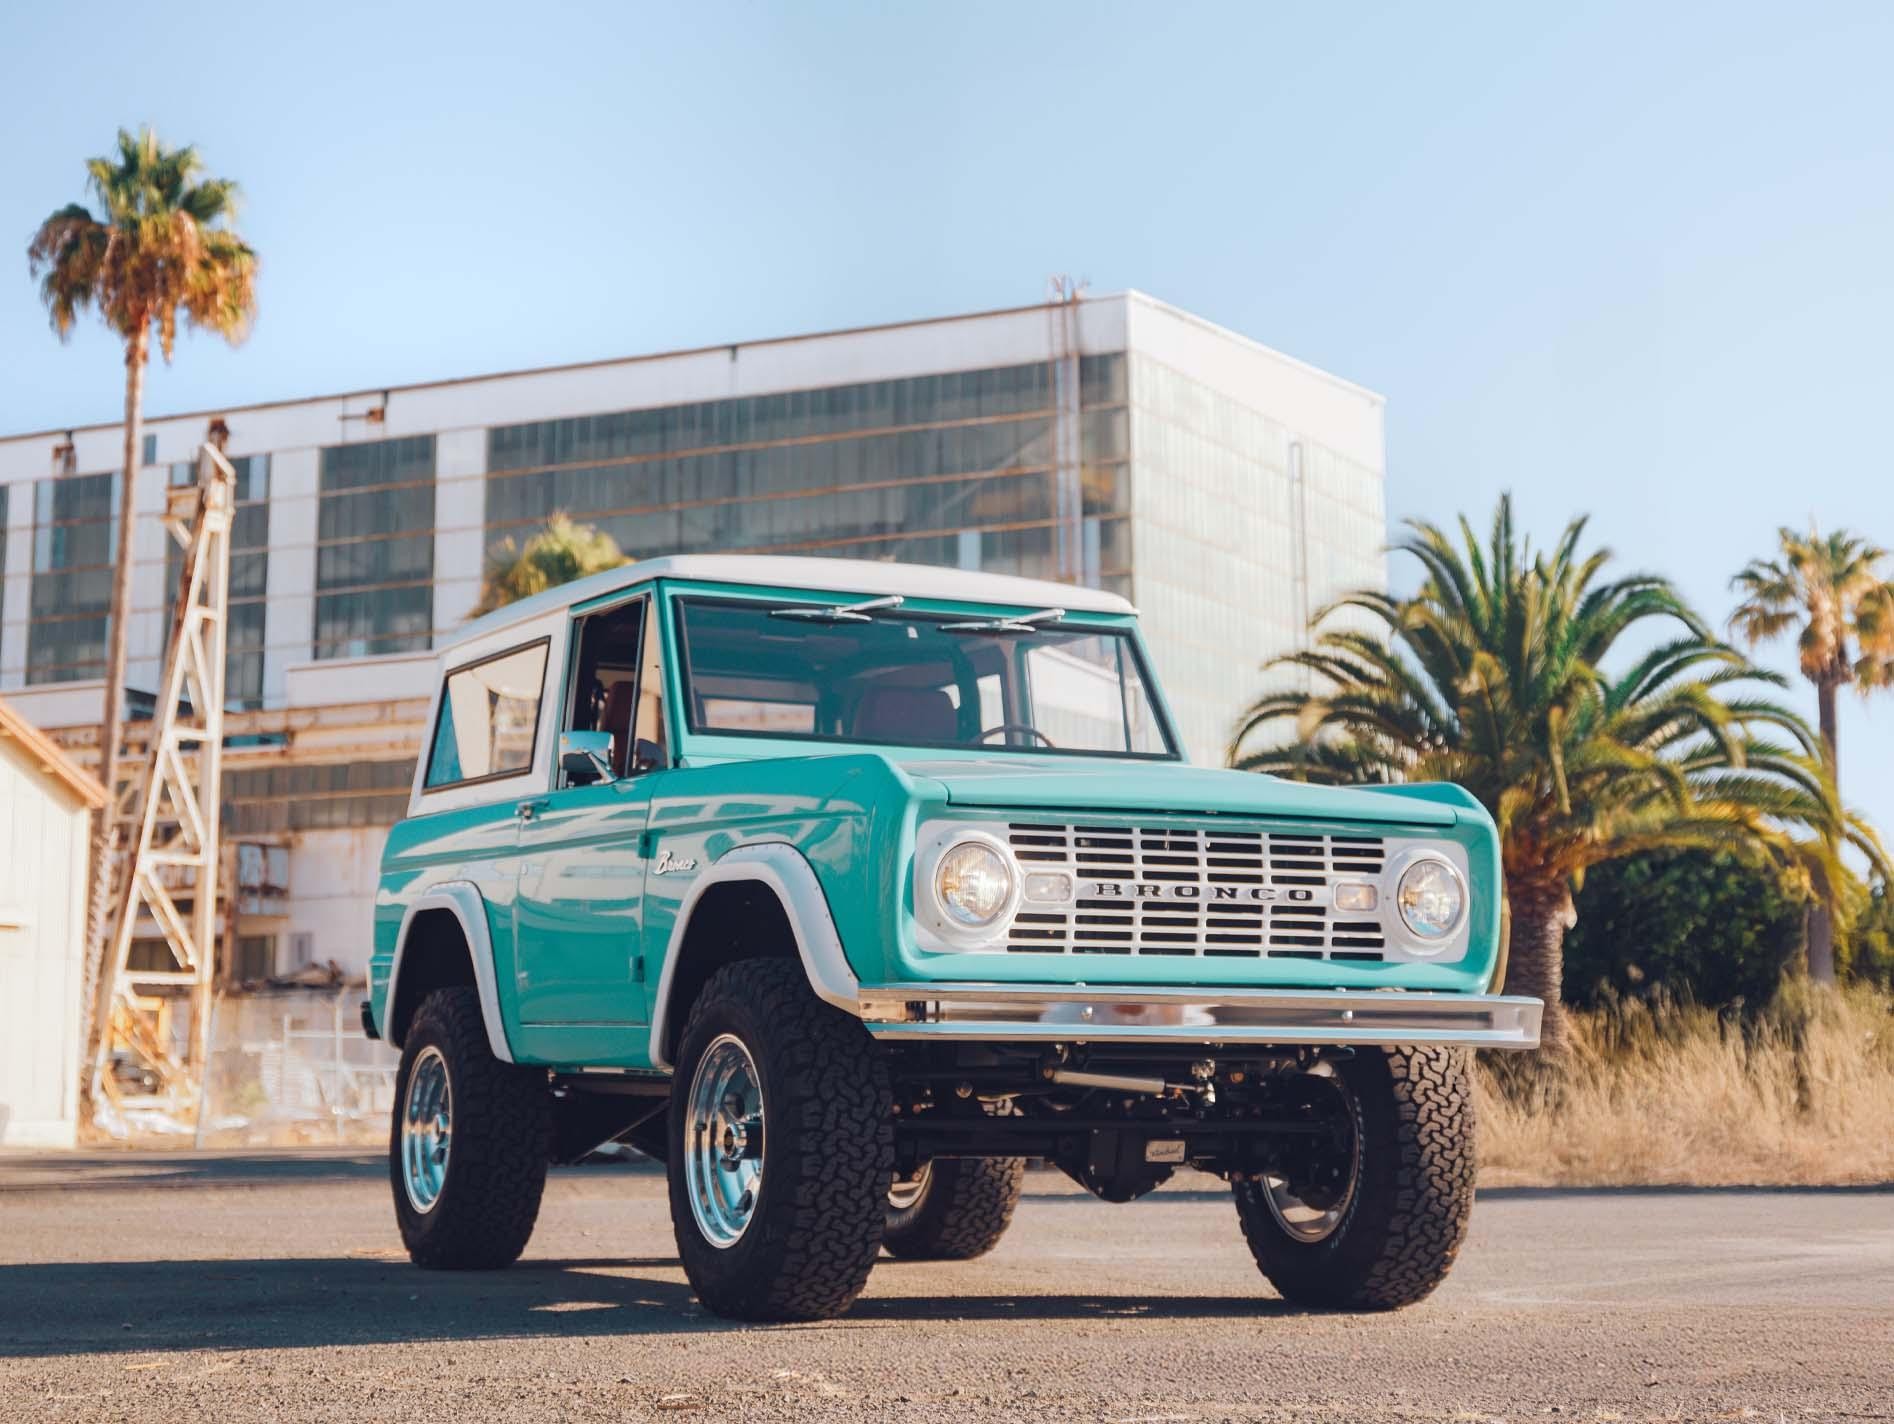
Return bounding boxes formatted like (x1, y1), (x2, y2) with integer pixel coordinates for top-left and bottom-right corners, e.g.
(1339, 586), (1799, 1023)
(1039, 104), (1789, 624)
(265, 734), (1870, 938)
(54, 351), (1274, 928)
(1084, 882), (1319, 903)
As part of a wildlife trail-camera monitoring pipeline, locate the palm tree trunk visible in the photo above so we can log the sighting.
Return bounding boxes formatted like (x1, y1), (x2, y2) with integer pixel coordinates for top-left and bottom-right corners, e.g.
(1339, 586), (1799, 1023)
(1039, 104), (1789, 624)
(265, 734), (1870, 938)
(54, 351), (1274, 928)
(1804, 895), (1836, 984)
(78, 325), (148, 1102)
(1502, 877), (1573, 1052)
(1807, 679), (1840, 984)
(1817, 679), (1840, 765)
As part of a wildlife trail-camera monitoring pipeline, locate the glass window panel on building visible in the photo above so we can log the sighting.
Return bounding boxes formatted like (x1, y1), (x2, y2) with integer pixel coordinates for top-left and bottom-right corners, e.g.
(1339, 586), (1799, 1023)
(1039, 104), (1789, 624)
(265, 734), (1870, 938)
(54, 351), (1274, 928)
(234, 935), (276, 981)
(165, 455), (271, 708)
(27, 470), (119, 684)
(482, 357), (1124, 589)
(224, 757), (417, 835)
(315, 436), (435, 660)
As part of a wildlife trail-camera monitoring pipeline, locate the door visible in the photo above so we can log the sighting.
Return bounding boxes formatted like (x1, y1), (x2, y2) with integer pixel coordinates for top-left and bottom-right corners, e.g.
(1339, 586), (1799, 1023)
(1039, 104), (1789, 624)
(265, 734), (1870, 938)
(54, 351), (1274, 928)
(413, 637), (555, 1025)
(513, 594), (665, 1027)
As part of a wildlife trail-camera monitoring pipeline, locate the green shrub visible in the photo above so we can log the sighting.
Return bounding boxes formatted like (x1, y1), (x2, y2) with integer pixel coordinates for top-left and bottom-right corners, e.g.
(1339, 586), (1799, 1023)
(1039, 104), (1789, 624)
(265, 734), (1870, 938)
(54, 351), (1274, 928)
(1562, 849), (1808, 1011)
(1841, 881), (1894, 989)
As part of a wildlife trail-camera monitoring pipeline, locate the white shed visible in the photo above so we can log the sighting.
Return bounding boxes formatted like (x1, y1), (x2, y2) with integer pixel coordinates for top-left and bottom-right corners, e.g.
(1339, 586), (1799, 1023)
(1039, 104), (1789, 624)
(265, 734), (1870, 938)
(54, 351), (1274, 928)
(0, 695), (106, 1148)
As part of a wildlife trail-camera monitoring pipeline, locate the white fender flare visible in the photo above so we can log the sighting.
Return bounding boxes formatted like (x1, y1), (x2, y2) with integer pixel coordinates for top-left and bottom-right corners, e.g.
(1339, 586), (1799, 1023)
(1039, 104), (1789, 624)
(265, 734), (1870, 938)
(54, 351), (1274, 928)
(385, 881), (515, 1062)
(648, 842), (862, 1071)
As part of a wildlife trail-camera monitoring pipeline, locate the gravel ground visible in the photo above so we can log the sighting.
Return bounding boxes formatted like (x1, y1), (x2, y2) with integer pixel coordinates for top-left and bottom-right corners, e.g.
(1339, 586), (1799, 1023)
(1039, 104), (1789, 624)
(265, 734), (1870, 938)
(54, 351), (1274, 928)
(0, 1151), (1888, 1422)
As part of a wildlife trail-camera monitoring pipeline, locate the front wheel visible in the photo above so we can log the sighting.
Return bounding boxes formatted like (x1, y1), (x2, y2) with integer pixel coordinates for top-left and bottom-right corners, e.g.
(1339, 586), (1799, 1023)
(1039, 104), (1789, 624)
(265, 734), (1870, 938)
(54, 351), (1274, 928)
(883, 1156), (1024, 1260)
(1234, 1047), (1476, 1310)
(666, 959), (894, 1321)
(391, 986), (551, 1269)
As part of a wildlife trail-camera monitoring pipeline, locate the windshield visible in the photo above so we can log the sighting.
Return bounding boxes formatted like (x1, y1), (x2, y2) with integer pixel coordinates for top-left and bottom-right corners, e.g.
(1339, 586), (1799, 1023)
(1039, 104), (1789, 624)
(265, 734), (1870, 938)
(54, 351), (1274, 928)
(676, 597), (1177, 759)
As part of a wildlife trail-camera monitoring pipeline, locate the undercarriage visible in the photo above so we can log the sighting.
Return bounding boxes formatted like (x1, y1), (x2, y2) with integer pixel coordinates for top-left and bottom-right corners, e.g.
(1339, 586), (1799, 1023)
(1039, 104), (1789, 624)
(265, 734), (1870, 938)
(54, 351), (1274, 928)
(886, 1040), (1358, 1205)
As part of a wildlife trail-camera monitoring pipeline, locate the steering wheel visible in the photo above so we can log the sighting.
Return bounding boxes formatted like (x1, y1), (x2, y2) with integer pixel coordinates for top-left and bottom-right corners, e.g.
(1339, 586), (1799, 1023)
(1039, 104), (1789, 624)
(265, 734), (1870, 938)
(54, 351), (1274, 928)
(978, 722), (1056, 748)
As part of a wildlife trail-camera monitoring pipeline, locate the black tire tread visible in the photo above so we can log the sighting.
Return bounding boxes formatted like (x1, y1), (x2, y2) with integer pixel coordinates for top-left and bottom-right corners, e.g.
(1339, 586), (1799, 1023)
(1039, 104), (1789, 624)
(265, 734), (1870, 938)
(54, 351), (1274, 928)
(1235, 1047), (1475, 1310)
(393, 986), (550, 1270)
(883, 1156), (1024, 1260)
(669, 959), (893, 1321)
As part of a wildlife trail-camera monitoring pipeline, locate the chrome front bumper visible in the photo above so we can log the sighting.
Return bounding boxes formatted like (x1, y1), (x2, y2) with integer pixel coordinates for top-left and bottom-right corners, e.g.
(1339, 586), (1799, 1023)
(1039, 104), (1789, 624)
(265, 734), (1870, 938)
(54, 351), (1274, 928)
(856, 983), (1542, 1051)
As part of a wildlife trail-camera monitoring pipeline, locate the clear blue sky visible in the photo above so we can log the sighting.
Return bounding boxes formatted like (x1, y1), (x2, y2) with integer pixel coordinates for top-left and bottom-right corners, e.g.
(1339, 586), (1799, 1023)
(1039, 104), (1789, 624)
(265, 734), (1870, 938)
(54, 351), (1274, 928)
(5, 2), (1892, 828)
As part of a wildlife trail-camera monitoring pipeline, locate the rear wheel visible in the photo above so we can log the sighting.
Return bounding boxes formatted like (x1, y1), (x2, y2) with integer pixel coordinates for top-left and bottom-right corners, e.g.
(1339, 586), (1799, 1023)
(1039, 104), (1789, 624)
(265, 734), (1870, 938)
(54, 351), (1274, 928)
(667, 960), (894, 1321)
(1234, 1047), (1475, 1310)
(883, 1156), (1024, 1260)
(391, 986), (551, 1270)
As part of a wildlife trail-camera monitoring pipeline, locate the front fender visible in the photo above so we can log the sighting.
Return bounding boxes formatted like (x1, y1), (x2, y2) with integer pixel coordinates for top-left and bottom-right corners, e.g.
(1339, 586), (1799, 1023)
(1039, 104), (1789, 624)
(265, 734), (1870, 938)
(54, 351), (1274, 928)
(384, 881), (515, 1062)
(647, 843), (861, 1071)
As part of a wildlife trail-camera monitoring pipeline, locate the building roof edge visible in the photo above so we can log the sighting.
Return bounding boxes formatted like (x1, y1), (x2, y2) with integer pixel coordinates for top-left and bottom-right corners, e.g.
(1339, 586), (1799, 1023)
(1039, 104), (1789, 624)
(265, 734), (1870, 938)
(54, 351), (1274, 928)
(1119, 290), (1386, 406)
(0, 693), (109, 809)
(2, 293), (1136, 446)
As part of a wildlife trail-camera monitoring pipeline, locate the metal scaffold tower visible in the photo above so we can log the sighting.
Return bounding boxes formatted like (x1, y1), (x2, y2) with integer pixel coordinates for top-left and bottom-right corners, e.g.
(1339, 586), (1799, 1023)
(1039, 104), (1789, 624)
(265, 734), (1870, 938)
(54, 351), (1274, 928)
(88, 441), (236, 1130)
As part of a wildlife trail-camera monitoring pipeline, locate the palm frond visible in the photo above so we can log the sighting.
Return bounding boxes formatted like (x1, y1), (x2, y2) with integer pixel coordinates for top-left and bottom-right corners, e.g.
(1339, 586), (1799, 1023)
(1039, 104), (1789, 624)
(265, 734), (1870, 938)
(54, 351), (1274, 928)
(1229, 494), (1857, 908)
(30, 124), (256, 358)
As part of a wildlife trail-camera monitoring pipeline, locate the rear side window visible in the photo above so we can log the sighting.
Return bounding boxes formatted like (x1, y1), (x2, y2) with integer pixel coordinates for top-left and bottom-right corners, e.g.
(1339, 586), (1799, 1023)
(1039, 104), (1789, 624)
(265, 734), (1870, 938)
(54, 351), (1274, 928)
(425, 640), (550, 790)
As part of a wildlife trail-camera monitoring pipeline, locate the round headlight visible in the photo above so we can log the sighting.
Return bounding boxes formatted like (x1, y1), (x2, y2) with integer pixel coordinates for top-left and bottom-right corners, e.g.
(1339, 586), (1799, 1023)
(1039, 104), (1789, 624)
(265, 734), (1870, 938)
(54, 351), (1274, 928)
(935, 840), (1015, 928)
(1396, 858), (1466, 943)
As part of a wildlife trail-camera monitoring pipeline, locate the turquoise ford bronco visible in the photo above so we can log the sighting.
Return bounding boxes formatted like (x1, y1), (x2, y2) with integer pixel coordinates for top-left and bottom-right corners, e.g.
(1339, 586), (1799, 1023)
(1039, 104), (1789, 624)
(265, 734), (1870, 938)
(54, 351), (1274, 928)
(363, 554), (1540, 1321)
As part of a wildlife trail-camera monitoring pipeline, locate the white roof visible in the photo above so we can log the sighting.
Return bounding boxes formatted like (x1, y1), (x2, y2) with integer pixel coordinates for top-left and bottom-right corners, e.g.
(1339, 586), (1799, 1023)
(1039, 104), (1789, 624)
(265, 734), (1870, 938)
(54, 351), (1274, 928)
(446, 554), (1137, 649)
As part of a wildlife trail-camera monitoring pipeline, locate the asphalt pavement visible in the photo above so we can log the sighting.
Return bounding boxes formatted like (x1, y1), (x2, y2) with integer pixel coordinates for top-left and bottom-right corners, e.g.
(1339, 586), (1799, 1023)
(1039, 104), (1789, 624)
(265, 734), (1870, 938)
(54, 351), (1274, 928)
(0, 1151), (1888, 1422)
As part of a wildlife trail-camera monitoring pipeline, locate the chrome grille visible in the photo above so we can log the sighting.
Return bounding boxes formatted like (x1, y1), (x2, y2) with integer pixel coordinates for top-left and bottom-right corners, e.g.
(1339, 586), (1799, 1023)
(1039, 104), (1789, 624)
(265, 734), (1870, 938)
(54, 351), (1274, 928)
(1005, 822), (1389, 959)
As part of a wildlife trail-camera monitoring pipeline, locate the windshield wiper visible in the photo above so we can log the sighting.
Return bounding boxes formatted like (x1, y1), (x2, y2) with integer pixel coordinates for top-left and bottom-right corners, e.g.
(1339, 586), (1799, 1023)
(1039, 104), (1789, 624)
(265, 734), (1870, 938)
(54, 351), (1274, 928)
(941, 606), (1067, 635)
(769, 593), (904, 624)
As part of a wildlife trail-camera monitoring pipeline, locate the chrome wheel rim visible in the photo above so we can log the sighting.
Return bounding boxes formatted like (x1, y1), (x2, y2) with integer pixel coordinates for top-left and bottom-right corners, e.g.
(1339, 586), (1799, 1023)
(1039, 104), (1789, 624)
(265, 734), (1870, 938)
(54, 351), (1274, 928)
(1263, 1070), (1360, 1244)
(401, 1045), (452, 1214)
(684, 1033), (765, 1249)
(1262, 1170), (1354, 1243)
(888, 1163), (932, 1213)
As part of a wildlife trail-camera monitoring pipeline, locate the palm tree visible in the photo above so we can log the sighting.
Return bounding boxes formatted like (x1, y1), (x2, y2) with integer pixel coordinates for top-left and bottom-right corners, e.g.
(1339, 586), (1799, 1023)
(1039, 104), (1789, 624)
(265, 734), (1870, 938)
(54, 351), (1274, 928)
(1229, 496), (1880, 1048)
(1730, 526), (1894, 980)
(471, 514), (631, 616)
(29, 125), (257, 1073)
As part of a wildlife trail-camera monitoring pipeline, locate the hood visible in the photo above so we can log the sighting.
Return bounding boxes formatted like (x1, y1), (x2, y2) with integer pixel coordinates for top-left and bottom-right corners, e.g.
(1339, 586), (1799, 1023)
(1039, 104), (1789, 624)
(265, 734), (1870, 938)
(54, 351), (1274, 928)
(899, 758), (1460, 828)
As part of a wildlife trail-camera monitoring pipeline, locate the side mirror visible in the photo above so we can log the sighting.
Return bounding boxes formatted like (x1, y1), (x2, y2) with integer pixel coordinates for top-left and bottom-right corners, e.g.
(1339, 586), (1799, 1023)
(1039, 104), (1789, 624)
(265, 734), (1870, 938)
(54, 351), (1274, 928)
(560, 730), (615, 786)
(630, 737), (665, 773)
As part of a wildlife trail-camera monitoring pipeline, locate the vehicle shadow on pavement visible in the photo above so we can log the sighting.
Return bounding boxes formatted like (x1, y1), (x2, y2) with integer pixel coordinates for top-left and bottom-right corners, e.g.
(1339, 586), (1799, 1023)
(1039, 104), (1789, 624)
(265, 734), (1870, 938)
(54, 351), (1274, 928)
(0, 1255), (1298, 1357)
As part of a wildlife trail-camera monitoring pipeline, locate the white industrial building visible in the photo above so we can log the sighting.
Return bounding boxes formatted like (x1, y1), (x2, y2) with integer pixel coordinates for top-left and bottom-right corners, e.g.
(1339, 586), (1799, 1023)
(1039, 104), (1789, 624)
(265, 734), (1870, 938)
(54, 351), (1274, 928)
(0, 292), (1387, 984)
(0, 695), (106, 1147)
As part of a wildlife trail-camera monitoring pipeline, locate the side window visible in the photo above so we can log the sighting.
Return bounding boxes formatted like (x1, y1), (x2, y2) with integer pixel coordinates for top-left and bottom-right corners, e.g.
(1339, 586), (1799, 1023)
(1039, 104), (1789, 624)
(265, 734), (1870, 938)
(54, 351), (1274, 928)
(566, 597), (665, 780)
(424, 640), (550, 790)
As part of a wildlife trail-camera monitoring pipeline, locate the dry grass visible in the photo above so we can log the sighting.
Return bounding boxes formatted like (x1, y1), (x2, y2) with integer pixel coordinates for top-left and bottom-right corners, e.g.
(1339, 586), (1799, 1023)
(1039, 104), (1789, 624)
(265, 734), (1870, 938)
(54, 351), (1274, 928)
(1476, 984), (1894, 1187)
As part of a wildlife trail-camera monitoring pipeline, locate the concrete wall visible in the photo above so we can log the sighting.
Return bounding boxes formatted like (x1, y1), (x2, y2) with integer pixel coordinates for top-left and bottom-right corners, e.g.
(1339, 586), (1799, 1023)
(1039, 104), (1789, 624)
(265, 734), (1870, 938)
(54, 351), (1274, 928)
(1122, 294), (1388, 764)
(285, 828), (389, 979)
(0, 737), (92, 1147)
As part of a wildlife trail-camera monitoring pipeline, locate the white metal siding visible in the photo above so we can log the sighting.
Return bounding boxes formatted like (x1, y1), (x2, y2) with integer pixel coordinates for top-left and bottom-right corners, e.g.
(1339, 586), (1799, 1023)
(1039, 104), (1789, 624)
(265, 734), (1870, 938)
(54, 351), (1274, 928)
(0, 737), (91, 1147)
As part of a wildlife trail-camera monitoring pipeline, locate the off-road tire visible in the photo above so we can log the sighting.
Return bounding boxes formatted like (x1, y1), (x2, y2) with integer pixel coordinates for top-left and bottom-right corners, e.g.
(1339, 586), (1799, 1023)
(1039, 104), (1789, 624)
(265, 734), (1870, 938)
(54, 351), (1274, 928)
(667, 959), (894, 1321)
(883, 1157), (1025, 1260)
(1234, 1047), (1475, 1310)
(391, 986), (551, 1269)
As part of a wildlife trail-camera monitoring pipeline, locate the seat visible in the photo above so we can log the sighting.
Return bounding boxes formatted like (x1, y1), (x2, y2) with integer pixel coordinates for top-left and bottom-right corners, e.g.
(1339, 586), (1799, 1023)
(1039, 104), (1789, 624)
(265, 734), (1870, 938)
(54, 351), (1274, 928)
(851, 685), (957, 744)
(600, 679), (638, 777)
